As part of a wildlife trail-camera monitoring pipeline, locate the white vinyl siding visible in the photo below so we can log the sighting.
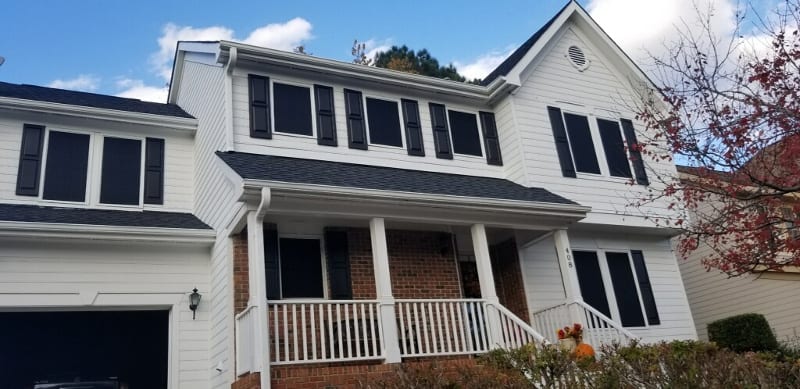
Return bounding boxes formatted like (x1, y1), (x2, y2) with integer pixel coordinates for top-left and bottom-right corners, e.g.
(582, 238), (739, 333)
(0, 239), (211, 389)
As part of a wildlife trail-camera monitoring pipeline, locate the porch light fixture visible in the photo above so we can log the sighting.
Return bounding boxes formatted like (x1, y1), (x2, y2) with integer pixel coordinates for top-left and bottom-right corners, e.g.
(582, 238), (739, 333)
(189, 288), (201, 320)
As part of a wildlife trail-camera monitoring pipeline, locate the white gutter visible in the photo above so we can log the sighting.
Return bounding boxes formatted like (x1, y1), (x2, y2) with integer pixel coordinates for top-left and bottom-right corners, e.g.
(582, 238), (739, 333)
(241, 179), (590, 219)
(223, 46), (238, 151)
(0, 221), (215, 244)
(0, 97), (198, 133)
(217, 41), (517, 104)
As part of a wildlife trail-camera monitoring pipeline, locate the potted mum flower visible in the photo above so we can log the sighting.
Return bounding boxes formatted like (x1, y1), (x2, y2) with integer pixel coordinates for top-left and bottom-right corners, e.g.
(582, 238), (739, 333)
(556, 323), (583, 352)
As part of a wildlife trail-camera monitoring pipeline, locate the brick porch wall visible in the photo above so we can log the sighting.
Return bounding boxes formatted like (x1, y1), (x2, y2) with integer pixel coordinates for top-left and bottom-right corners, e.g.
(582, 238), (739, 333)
(233, 230), (249, 315)
(491, 239), (530, 321)
(347, 229), (462, 299)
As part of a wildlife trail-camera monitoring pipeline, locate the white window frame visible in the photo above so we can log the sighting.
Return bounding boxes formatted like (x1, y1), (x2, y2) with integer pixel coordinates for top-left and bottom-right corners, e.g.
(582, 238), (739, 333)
(276, 233), (329, 300)
(573, 247), (651, 328)
(270, 78), (317, 139)
(362, 93), (406, 150)
(445, 106), (485, 159)
(593, 115), (637, 180)
(94, 134), (147, 208)
(38, 128), (95, 206)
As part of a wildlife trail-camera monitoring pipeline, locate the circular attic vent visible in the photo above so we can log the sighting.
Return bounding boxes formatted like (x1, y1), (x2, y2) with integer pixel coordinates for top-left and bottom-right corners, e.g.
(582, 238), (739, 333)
(567, 45), (589, 70)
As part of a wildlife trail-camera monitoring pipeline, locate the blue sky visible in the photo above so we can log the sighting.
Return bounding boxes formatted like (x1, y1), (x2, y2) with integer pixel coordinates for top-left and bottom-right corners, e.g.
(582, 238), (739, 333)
(0, 0), (774, 102)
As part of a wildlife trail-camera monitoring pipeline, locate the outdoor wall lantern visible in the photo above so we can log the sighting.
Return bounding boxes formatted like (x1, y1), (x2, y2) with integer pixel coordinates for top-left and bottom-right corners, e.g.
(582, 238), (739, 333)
(189, 288), (202, 320)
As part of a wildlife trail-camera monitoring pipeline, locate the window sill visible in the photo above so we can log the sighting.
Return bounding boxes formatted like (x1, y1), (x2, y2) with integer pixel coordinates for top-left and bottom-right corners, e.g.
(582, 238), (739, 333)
(274, 131), (316, 140)
(453, 153), (485, 160)
(368, 143), (406, 151)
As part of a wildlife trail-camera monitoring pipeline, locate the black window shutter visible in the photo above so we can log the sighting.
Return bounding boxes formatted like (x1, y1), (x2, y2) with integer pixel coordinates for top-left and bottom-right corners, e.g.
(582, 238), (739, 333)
(479, 111), (503, 166)
(248, 74), (271, 139)
(314, 85), (337, 146)
(606, 252), (646, 327)
(547, 107), (576, 177)
(573, 251), (612, 318)
(429, 103), (453, 159)
(620, 119), (649, 185)
(401, 99), (425, 156)
(344, 89), (367, 150)
(15, 124), (45, 196)
(144, 138), (165, 205)
(325, 230), (353, 300)
(631, 250), (660, 325)
(263, 225), (281, 300)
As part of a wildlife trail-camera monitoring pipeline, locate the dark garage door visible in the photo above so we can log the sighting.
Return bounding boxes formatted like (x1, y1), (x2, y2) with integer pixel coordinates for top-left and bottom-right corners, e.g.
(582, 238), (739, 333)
(0, 310), (168, 389)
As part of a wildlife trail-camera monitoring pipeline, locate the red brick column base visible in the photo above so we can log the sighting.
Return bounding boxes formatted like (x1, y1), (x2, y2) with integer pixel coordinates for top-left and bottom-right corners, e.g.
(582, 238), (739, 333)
(232, 372), (261, 389)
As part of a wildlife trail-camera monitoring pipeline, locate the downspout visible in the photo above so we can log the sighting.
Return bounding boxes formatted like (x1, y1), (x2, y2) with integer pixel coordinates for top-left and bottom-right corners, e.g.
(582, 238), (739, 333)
(223, 47), (238, 152)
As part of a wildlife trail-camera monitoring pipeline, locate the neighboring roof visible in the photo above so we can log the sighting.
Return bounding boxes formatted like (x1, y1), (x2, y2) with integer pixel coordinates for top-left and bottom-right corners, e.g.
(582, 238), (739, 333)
(480, 1), (569, 86)
(0, 82), (194, 119)
(217, 151), (579, 205)
(0, 203), (211, 230)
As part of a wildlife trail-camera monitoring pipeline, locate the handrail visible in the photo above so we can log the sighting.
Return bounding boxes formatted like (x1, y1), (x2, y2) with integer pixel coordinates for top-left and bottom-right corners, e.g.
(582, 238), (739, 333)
(492, 302), (547, 345)
(235, 305), (259, 376)
(572, 300), (638, 341)
(235, 304), (258, 320)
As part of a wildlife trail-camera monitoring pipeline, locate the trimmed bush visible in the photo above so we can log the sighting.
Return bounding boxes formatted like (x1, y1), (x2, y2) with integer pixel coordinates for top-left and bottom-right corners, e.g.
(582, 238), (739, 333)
(708, 313), (778, 352)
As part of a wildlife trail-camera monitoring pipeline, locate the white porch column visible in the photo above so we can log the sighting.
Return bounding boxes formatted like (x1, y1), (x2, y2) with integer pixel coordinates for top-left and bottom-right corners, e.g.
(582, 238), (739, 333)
(245, 188), (273, 389)
(553, 229), (584, 326)
(470, 223), (505, 349)
(369, 218), (402, 363)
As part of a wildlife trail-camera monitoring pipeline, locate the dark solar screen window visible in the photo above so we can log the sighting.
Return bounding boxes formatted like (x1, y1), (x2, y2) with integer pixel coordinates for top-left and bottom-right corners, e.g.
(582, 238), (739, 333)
(42, 131), (90, 202)
(273, 83), (312, 136)
(606, 252), (646, 327)
(366, 97), (402, 147)
(563, 113), (601, 174)
(573, 250), (612, 318)
(597, 119), (632, 178)
(100, 137), (142, 205)
(448, 110), (482, 156)
(279, 238), (324, 298)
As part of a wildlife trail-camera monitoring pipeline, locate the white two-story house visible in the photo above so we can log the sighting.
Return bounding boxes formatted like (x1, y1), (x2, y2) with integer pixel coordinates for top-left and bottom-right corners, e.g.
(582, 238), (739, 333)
(0, 1), (696, 389)
(166, 1), (695, 388)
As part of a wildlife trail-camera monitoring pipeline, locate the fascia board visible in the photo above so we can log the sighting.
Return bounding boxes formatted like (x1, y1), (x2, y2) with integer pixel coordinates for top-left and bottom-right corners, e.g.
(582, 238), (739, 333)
(0, 221), (215, 244)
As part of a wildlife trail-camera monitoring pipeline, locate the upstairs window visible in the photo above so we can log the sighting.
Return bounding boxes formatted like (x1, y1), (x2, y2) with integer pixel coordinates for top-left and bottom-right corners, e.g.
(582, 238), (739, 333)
(42, 131), (90, 202)
(100, 137), (142, 206)
(448, 110), (482, 157)
(273, 82), (313, 136)
(563, 113), (600, 174)
(16, 125), (164, 206)
(366, 97), (403, 147)
(597, 119), (632, 178)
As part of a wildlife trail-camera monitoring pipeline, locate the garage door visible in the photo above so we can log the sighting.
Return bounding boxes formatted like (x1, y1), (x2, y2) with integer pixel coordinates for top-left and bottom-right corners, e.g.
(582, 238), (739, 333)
(0, 310), (168, 389)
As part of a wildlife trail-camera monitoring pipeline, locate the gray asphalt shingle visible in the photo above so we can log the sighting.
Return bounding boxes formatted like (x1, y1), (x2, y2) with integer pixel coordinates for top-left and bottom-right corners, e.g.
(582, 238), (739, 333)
(0, 203), (211, 229)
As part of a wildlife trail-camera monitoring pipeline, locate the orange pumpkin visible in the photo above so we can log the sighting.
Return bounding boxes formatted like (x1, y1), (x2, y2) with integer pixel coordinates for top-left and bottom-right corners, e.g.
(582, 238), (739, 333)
(572, 342), (595, 360)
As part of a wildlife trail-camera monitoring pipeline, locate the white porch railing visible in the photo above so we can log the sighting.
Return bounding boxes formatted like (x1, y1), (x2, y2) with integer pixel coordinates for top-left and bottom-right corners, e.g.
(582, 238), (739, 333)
(532, 300), (638, 347)
(396, 299), (491, 357)
(267, 300), (384, 365)
(494, 303), (546, 348)
(235, 305), (259, 376)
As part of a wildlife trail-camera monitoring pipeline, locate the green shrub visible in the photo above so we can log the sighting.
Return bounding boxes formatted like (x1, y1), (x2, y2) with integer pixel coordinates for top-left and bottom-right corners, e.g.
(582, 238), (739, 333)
(708, 313), (778, 352)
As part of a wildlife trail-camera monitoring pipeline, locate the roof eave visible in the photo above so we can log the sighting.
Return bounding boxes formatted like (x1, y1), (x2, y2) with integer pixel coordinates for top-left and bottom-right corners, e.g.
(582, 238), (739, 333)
(216, 40), (513, 103)
(0, 96), (198, 132)
(241, 179), (590, 221)
(0, 220), (216, 244)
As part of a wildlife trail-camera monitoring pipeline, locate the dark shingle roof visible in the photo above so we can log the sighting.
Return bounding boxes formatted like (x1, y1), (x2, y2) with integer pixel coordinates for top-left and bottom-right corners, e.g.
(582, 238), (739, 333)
(0, 203), (210, 229)
(0, 82), (194, 119)
(217, 151), (578, 206)
(480, 2), (570, 86)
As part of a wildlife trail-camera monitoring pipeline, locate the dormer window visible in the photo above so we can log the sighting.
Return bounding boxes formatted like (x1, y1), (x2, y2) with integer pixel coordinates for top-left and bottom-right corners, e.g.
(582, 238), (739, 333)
(15, 124), (165, 206)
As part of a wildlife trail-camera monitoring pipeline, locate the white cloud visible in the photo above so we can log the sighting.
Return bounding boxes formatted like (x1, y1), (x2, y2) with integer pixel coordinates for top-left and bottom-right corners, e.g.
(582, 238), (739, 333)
(587, 0), (739, 64)
(242, 17), (313, 51)
(151, 18), (313, 82)
(454, 48), (514, 81)
(115, 78), (168, 103)
(47, 74), (100, 92)
(360, 38), (392, 63)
